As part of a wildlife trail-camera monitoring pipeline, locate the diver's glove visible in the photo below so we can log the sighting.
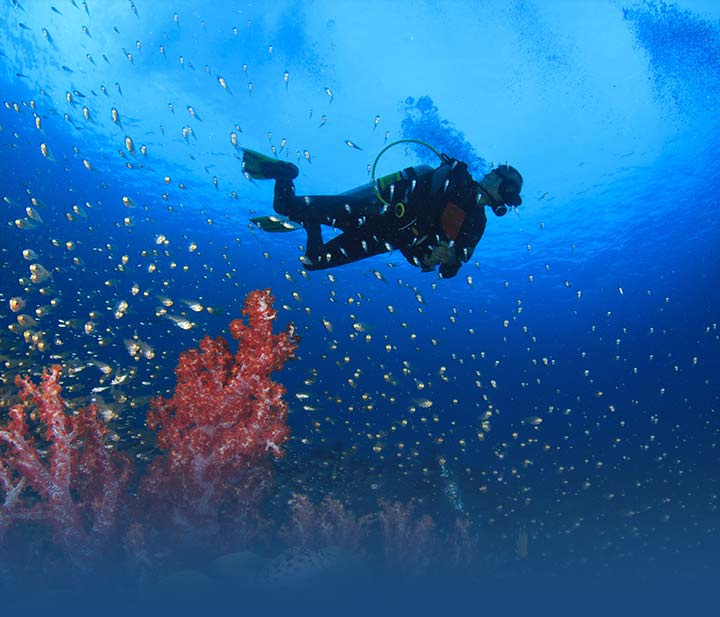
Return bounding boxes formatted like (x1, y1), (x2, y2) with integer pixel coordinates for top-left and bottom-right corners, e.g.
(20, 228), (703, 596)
(422, 241), (458, 269)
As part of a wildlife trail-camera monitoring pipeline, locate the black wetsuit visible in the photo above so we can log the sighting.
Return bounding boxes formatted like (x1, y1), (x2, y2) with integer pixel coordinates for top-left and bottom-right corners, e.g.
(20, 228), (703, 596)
(274, 158), (487, 279)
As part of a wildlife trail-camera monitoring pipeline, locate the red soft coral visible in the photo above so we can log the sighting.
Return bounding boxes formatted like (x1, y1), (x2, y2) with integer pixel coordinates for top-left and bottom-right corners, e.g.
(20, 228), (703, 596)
(138, 289), (298, 550)
(0, 366), (132, 572)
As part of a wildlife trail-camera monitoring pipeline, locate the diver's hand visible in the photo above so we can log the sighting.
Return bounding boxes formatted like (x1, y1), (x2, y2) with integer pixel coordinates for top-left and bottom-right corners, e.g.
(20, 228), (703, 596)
(422, 241), (456, 267)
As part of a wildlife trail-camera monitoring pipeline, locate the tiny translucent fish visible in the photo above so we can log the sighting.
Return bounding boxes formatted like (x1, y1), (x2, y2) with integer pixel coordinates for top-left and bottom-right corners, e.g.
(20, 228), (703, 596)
(324, 87), (334, 102)
(370, 269), (387, 283)
(217, 75), (231, 93)
(139, 341), (155, 360)
(167, 315), (194, 330)
(182, 299), (204, 312)
(304, 149), (311, 163)
(73, 204), (87, 219)
(111, 372), (128, 386)
(319, 115), (327, 127)
(16, 313), (38, 328)
(29, 263), (52, 283)
(26, 207), (43, 223)
(284, 70), (289, 89)
(82, 106), (90, 120)
(111, 107), (122, 126)
(125, 136), (134, 153)
(40, 143), (55, 161)
(182, 126), (194, 141)
(618, 286), (624, 295)
(9, 297), (26, 312)
(373, 115), (380, 130)
(82, 25), (91, 38)
(248, 82), (253, 96)
(345, 140), (362, 150)
(187, 105), (200, 120)
(321, 318), (333, 332)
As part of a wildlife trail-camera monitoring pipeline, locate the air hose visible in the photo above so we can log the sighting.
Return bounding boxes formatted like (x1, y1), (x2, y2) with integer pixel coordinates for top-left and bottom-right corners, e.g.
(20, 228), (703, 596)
(371, 139), (446, 208)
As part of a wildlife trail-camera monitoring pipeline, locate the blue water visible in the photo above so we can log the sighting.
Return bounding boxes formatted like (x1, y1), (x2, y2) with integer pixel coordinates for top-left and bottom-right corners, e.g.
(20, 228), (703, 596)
(1, 0), (719, 614)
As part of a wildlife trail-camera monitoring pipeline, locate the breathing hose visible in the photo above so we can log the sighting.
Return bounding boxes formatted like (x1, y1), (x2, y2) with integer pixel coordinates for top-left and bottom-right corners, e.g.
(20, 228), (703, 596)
(371, 139), (446, 208)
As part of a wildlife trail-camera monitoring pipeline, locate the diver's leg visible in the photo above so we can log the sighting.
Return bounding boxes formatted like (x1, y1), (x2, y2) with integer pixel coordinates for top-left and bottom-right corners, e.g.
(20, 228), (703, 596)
(274, 180), (383, 229)
(303, 225), (393, 271)
(273, 179), (305, 218)
(303, 220), (324, 263)
(301, 195), (385, 230)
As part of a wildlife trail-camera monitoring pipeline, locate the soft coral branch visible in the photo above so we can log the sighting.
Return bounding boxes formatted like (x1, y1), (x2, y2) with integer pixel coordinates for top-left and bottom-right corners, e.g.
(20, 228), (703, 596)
(0, 366), (132, 571)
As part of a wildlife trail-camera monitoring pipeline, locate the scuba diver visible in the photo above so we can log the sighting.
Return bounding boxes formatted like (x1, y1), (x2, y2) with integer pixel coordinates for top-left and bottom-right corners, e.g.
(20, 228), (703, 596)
(243, 143), (523, 279)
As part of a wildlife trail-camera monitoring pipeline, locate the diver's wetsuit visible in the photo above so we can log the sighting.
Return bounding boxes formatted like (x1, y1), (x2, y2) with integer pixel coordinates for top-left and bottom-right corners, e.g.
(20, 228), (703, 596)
(274, 158), (487, 278)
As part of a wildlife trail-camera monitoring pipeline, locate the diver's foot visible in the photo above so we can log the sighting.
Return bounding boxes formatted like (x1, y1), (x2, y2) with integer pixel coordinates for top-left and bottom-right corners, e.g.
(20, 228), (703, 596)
(242, 148), (299, 181)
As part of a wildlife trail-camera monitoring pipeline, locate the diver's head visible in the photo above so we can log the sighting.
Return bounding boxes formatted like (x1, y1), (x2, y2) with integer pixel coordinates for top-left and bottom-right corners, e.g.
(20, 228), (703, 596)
(479, 164), (523, 216)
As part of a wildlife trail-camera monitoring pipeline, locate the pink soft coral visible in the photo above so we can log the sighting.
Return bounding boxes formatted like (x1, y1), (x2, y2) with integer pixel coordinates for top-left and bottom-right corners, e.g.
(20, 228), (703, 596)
(0, 366), (132, 571)
(138, 289), (298, 550)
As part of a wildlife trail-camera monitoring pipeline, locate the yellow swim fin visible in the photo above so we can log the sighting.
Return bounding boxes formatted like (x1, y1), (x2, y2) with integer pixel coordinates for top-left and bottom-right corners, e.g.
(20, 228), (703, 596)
(242, 148), (299, 181)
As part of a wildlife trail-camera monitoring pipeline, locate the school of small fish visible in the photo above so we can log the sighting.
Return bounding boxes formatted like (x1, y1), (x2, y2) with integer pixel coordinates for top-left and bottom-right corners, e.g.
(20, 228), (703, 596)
(0, 1), (716, 560)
